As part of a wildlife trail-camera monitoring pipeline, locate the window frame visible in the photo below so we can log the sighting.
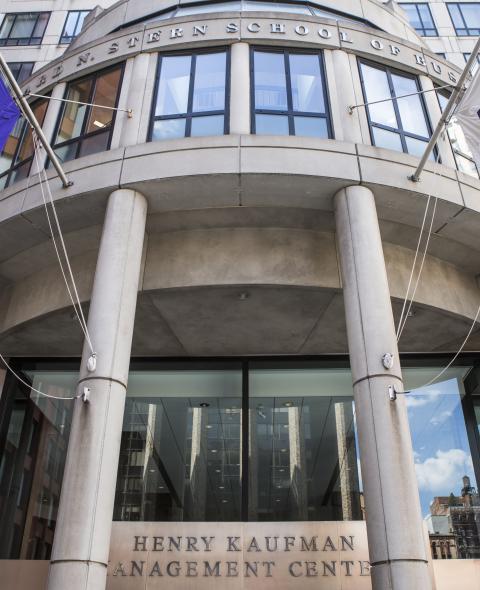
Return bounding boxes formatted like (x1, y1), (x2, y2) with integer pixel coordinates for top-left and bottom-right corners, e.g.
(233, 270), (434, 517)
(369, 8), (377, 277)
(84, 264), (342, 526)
(7, 62), (34, 84)
(51, 63), (125, 164)
(59, 10), (90, 44)
(250, 46), (333, 138)
(437, 86), (479, 178)
(398, 3), (438, 36)
(0, 97), (49, 189)
(148, 47), (231, 141)
(0, 12), (50, 46)
(447, 2), (480, 36)
(357, 58), (435, 158)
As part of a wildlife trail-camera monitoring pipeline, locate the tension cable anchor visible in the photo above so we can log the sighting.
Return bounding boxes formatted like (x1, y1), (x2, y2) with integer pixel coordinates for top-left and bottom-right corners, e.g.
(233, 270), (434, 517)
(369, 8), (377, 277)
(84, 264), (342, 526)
(81, 386), (91, 403)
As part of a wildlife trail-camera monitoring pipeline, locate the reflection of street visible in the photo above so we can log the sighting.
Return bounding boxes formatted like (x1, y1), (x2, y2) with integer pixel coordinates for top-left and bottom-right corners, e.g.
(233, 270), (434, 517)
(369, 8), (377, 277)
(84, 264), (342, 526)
(426, 475), (480, 559)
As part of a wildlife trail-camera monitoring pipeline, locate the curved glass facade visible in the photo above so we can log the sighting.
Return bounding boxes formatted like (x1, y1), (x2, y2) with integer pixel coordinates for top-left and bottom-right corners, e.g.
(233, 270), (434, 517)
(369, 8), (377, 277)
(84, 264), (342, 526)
(1, 359), (479, 560)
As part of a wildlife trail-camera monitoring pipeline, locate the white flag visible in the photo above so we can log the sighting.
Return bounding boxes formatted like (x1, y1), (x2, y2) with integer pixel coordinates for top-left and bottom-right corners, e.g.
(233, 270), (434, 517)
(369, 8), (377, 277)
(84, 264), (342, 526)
(454, 67), (480, 169)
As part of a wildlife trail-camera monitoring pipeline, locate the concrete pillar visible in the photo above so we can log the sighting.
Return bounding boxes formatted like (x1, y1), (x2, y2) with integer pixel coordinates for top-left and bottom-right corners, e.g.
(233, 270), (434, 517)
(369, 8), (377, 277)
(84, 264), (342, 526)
(46, 188), (147, 590)
(116, 53), (151, 147)
(334, 185), (432, 590)
(328, 50), (364, 143)
(229, 42), (251, 135)
(419, 75), (456, 169)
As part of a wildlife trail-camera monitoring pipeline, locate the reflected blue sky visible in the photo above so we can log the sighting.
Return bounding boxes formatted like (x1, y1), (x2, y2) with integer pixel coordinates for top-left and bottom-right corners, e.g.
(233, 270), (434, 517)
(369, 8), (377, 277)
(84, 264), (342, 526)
(405, 377), (475, 516)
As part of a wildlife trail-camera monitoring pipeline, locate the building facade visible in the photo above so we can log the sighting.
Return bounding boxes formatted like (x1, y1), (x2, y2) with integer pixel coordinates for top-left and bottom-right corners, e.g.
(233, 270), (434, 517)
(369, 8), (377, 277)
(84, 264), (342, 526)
(0, 0), (480, 589)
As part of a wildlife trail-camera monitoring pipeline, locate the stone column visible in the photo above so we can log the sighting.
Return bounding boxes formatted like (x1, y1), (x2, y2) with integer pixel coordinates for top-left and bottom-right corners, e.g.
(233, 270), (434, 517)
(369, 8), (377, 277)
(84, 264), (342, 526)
(334, 185), (432, 590)
(46, 188), (147, 590)
(229, 42), (251, 135)
(117, 53), (151, 148)
(329, 50), (364, 143)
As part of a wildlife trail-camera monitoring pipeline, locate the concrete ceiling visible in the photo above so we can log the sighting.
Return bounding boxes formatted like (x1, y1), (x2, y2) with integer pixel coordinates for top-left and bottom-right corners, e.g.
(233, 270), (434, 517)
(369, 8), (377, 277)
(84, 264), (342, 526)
(0, 286), (478, 358)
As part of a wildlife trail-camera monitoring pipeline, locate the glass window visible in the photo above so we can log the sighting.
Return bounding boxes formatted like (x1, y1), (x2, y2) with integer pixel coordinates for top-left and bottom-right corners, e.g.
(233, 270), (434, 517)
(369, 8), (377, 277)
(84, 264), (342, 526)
(0, 13), (50, 46)
(399, 3), (438, 36)
(252, 49), (331, 138)
(114, 367), (243, 521)
(151, 50), (228, 141)
(52, 65), (123, 164)
(60, 10), (90, 44)
(0, 99), (48, 190)
(438, 89), (479, 178)
(7, 62), (34, 84)
(447, 3), (480, 35)
(0, 366), (76, 559)
(248, 367), (363, 521)
(359, 61), (433, 158)
(404, 366), (480, 559)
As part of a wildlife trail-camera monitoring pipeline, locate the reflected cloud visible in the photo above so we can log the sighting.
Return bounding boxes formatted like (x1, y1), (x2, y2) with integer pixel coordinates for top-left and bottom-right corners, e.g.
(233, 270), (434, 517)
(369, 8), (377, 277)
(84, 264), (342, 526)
(406, 388), (442, 408)
(415, 449), (473, 493)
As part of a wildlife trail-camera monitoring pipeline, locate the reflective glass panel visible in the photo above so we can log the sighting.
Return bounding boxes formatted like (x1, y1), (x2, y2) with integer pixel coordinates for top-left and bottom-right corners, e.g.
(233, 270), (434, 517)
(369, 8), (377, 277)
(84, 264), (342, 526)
(176, 2), (240, 15)
(244, 1), (311, 13)
(289, 53), (324, 113)
(10, 14), (36, 39)
(372, 127), (403, 151)
(156, 55), (191, 116)
(392, 74), (429, 137)
(191, 114), (224, 136)
(254, 52), (288, 111)
(62, 12), (79, 39)
(86, 68), (122, 134)
(360, 64), (397, 127)
(152, 118), (186, 140)
(57, 78), (92, 143)
(192, 52), (226, 113)
(404, 368), (480, 559)
(249, 369), (363, 521)
(294, 116), (328, 137)
(0, 369), (76, 559)
(78, 131), (109, 158)
(405, 136), (433, 159)
(54, 142), (77, 163)
(0, 15), (15, 39)
(255, 114), (289, 135)
(114, 370), (242, 521)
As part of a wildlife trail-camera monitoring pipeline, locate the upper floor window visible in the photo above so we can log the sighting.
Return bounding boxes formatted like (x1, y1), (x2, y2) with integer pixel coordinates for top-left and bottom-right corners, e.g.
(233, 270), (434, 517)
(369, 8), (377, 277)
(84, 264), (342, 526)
(251, 48), (331, 138)
(150, 49), (229, 141)
(438, 89), (479, 178)
(447, 3), (480, 35)
(0, 12), (50, 46)
(0, 99), (48, 189)
(7, 62), (34, 84)
(60, 10), (90, 44)
(52, 65), (123, 163)
(359, 61), (433, 159)
(399, 3), (438, 36)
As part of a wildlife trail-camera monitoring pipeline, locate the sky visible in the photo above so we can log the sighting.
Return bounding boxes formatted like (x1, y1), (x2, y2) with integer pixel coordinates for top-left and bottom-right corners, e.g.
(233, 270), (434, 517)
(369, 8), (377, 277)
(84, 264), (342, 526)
(405, 378), (476, 516)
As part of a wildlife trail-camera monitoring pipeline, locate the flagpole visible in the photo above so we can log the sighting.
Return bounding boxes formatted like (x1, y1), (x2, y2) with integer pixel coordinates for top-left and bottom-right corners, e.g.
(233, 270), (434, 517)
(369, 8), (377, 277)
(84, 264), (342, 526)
(410, 35), (480, 183)
(0, 53), (72, 188)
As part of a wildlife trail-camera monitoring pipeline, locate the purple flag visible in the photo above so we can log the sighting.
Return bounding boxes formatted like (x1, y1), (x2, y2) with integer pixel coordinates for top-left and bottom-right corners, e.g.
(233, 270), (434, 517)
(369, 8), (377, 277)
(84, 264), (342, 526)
(0, 76), (20, 152)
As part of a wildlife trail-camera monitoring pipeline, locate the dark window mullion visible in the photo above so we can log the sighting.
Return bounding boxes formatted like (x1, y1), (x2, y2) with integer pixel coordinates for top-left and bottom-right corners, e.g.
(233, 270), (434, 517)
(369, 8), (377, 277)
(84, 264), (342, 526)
(74, 12), (81, 36)
(185, 54), (197, 137)
(387, 69), (409, 153)
(241, 361), (249, 521)
(284, 50), (295, 135)
(78, 73), (97, 146)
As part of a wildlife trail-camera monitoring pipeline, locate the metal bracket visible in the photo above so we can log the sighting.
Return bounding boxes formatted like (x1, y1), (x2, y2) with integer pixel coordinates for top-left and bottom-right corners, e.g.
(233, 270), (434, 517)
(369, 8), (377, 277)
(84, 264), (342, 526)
(388, 385), (398, 401)
(81, 386), (91, 403)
